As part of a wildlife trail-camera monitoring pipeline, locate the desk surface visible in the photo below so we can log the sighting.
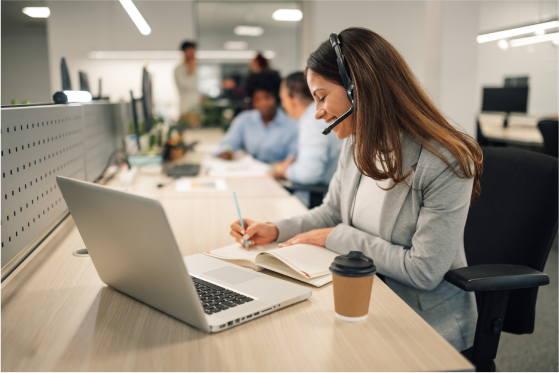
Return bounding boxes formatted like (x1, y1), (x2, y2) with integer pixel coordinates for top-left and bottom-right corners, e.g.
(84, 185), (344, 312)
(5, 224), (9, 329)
(479, 115), (544, 147)
(1, 129), (473, 372)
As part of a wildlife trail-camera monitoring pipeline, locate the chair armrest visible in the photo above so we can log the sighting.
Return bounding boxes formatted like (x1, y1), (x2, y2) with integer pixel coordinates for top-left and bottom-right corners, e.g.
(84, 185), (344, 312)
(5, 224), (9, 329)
(444, 264), (549, 292)
(284, 183), (329, 194)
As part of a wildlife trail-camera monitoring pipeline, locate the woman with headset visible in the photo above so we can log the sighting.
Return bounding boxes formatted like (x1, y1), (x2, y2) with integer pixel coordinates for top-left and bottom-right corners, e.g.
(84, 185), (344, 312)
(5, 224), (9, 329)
(229, 27), (483, 352)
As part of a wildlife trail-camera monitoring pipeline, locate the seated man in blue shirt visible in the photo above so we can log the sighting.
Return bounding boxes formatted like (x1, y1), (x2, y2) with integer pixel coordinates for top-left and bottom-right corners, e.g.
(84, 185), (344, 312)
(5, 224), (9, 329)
(216, 70), (298, 163)
(273, 72), (343, 207)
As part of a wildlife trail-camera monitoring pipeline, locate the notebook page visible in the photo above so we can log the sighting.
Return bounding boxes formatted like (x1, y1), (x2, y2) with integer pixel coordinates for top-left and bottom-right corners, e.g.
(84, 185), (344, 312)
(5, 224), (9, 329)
(256, 255), (333, 287)
(261, 244), (338, 278)
(206, 242), (278, 262)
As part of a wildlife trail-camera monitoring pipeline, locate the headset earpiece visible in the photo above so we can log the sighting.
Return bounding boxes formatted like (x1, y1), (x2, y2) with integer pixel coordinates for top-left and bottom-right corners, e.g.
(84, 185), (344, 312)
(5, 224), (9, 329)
(322, 33), (355, 135)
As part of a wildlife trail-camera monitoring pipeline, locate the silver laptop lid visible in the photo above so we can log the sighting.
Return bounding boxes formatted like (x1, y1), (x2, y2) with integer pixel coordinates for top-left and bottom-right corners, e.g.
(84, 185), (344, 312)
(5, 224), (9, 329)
(56, 176), (210, 332)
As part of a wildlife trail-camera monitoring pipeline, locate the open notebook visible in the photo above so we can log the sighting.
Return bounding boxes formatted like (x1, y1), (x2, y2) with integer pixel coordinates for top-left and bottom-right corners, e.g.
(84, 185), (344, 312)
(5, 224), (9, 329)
(205, 243), (339, 287)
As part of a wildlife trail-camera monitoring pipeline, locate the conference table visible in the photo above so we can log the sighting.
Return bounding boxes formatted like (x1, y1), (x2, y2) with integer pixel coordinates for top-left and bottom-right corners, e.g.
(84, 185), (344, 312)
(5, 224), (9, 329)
(1, 128), (474, 371)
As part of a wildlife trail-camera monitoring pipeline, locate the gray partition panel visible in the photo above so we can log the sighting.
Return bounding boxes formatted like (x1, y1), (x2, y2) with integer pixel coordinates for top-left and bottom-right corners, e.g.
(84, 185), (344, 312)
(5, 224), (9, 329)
(1, 105), (86, 267)
(82, 102), (124, 182)
(111, 101), (132, 151)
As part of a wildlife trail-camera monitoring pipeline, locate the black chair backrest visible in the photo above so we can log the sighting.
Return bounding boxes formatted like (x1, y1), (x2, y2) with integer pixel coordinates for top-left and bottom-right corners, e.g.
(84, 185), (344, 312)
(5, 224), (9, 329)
(476, 119), (490, 147)
(537, 119), (558, 158)
(464, 147), (558, 334)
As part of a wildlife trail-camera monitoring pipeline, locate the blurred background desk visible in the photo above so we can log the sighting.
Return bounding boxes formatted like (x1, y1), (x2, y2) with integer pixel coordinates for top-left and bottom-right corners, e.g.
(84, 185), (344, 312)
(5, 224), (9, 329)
(1, 129), (473, 372)
(478, 114), (544, 148)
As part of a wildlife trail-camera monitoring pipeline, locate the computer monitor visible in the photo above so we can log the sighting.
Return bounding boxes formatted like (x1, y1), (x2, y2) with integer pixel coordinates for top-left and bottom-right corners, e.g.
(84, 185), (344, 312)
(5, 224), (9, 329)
(481, 87), (529, 114)
(504, 76), (529, 88)
(141, 67), (153, 132)
(61, 57), (72, 90)
(79, 71), (90, 92)
(130, 91), (142, 150)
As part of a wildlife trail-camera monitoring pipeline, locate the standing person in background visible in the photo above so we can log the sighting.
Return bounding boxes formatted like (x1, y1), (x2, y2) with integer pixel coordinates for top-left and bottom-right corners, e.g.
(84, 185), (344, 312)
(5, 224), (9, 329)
(274, 72), (343, 207)
(249, 53), (269, 73)
(175, 41), (201, 127)
(216, 69), (298, 163)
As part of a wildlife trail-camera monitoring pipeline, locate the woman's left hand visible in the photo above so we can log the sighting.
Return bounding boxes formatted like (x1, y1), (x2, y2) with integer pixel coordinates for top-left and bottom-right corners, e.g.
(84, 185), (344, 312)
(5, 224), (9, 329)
(278, 228), (335, 248)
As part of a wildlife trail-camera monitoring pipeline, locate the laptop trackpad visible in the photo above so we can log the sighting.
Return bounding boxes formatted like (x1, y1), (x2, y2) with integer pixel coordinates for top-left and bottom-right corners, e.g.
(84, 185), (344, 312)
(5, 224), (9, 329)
(203, 266), (260, 285)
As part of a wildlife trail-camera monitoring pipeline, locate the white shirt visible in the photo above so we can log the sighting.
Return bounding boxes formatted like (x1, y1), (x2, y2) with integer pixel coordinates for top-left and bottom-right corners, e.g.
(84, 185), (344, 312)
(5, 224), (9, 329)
(174, 64), (200, 115)
(351, 173), (391, 237)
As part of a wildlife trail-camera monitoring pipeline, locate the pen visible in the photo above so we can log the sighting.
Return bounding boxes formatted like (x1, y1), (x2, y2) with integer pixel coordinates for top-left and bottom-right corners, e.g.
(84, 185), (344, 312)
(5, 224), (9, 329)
(233, 192), (249, 248)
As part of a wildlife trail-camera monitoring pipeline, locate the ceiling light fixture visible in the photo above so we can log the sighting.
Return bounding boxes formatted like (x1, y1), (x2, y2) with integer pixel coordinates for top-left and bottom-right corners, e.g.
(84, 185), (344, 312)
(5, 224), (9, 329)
(223, 41), (248, 50)
(272, 9), (303, 21)
(119, 0), (151, 35)
(509, 32), (559, 47)
(498, 40), (509, 50)
(22, 7), (50, 18)
(234, 26), (264, 37)
(477, 20), (558, 43)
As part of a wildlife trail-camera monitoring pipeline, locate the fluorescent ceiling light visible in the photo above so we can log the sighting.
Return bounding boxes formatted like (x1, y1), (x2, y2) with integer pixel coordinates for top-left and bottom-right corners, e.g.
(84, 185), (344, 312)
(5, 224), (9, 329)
(119, 0), (151, 35)
(498, 40), (509, 50)
(477, 20), (558, 43)
(509, 32), (559, 47)
(272, 9), (302, 21)
(234, 26), (264, 36)
(22, 7), (50, 18)
(223, 41), (248, 50)
(64, 91), (92, 103)
(263, 51), (276, 59)
(88, 50), (276, 60)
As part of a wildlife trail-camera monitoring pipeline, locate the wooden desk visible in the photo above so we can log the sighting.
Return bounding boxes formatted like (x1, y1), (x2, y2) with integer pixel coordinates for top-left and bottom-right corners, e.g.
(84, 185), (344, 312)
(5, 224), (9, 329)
(479, 114), (544, 147)
(116, 174), (291, 199)
(1, 128), (474, 371)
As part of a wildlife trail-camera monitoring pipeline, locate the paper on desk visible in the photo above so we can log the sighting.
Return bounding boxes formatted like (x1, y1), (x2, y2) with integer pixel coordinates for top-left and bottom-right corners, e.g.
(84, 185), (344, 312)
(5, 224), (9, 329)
(175, 178), (227, 192)
(202, 154), (271, 177)
(194, 143), (220, 154)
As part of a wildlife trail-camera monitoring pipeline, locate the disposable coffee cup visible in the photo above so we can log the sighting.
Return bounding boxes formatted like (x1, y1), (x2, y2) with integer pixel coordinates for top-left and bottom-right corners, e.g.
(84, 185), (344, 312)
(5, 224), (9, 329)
(329, 251), (376, 321)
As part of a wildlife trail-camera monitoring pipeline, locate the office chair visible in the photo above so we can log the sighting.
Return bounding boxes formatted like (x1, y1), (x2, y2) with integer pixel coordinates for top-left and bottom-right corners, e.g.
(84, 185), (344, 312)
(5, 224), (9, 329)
(445, 147), (558, 372)
(476, 119), (491, 147)
(537, 119), (558, 158)
(284, 183), (329, 209)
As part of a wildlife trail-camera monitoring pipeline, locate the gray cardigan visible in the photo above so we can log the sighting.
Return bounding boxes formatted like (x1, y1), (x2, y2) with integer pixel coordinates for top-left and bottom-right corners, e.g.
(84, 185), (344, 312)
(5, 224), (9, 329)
(272, 135), (477, 351)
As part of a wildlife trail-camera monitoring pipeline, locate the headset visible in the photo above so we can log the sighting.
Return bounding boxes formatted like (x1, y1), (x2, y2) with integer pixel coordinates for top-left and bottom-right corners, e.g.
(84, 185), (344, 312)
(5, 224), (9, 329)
(322, 33), (354, 135)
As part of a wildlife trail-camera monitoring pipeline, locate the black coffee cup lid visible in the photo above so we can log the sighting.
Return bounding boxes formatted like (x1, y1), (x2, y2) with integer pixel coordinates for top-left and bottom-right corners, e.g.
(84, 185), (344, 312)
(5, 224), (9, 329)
(329, 251), (376, 278)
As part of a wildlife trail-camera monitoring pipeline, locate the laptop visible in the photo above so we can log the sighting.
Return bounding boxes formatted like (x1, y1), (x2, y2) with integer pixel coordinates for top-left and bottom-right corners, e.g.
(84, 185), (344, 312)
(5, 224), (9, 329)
(56, 176), (311, 332)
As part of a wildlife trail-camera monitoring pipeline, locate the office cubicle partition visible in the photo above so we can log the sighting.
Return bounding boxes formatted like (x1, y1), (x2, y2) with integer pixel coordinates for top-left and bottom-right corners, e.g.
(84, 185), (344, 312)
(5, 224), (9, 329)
(1, 102), (130, 279)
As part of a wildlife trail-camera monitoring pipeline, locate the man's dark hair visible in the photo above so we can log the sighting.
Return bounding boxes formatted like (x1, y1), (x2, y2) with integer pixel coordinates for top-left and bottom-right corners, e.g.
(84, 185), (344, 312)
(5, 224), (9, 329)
(284, 72), (313, 102)
(245, 69), (282, 101)
(180, 41), (197, 51)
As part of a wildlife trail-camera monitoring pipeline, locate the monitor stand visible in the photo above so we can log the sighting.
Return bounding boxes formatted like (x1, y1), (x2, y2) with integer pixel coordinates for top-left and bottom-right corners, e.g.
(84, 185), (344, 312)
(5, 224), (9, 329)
(503, 112), (510, 128)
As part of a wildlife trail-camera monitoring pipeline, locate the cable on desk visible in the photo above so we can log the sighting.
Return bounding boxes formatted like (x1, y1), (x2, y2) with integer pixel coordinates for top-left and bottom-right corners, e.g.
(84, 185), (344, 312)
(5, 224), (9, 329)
(93, 148), (129, 184)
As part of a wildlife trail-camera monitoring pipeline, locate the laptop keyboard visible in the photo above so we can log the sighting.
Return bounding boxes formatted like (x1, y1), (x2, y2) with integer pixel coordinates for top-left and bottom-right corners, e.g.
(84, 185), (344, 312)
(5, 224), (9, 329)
(191, 276), (254, 315)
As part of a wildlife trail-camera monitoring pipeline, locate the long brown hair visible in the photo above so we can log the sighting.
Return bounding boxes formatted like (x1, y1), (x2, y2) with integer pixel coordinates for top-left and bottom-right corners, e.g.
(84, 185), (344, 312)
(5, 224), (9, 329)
(306, 27), (483, 203)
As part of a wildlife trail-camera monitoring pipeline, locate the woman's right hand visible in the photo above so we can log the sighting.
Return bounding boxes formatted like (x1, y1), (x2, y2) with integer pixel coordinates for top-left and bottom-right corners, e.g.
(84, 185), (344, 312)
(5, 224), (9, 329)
(230, 219), (278, 248)
(218, 152), (234, 160)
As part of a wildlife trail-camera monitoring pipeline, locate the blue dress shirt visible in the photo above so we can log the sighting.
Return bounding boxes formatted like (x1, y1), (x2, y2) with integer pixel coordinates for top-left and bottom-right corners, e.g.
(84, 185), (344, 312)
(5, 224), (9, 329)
(216, 109), (298, 163)
(287, 103), (343, 185)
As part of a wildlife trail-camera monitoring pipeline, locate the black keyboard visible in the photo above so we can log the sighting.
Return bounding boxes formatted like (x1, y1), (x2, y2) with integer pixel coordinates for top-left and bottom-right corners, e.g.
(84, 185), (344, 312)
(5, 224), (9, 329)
(167, 164), (201, 178)
(191, 276), (254, 315)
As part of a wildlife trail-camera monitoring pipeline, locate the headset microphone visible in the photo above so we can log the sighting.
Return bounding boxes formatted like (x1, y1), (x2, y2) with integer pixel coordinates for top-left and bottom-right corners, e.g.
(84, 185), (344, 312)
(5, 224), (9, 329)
(322, 33), (354, 135)
(322, 106), (354, 135)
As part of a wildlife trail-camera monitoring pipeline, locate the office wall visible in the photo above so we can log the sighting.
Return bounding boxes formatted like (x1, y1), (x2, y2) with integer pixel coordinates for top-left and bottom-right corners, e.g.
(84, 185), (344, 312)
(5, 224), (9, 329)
(2, 32), (52, 105)
(476, 1), (558, 116)
(299, 1), (479, 136)
(46, 1), (195, 119)
(199, 30), (299, 78)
